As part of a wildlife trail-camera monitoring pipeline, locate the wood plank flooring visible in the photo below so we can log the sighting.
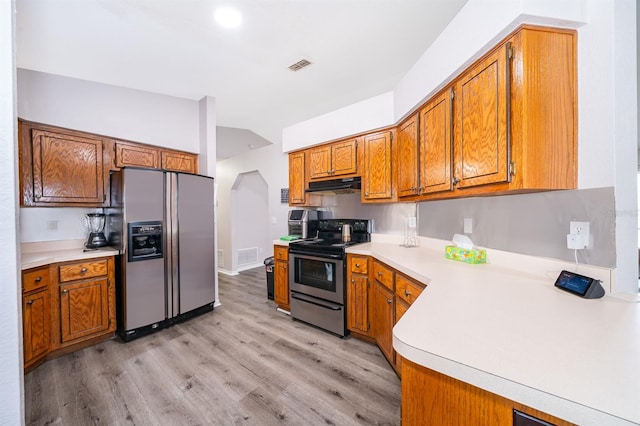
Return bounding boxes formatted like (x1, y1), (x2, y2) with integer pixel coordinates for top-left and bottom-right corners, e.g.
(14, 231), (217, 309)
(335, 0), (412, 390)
(25, 267), (400, 425)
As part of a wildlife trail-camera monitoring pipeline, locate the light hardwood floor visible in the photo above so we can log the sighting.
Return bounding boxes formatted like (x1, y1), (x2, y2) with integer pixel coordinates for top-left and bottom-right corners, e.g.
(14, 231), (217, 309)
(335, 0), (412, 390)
(25, 267), (400, 425)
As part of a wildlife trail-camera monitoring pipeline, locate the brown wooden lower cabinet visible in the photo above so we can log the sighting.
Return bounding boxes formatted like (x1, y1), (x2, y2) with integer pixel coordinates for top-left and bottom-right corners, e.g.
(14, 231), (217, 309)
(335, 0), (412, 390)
(273, 245), (290, 311)
(22, 256), (117, 372)
(401, 358), (574, 426)
(23, 287), (50, 369)
(370, 279), (395, 363)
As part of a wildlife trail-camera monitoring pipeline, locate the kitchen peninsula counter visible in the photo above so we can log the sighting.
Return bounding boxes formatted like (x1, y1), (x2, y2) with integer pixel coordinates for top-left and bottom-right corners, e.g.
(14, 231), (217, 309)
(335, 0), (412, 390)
(21, 239), (119, 270)
(346, 236), (640, 426)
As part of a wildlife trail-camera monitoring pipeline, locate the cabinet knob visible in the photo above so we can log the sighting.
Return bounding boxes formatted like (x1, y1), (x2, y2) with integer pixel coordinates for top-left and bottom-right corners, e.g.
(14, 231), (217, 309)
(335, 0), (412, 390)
(351, 279), (355, 283)
(364, 192), (369, 196)
(355, 263), (360, 267)
(81, 267), (88, 273)
(377, 272), (382, 277)
(386, 298), (392, 304)
(26, 300), (34, 305)
(404, 290), (411, 297)
(61, 289), (69, 294)
(35, 276), (42, 283)
(283, 265), (287, 270)
(452, 177), (460, 186)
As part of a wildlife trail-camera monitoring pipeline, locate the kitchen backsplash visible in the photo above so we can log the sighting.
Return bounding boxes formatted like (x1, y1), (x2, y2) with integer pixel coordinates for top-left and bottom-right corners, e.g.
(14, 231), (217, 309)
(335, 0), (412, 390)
(417, 187), (616, 268)
(20, 207), (99, 243)
(318, 187), (616, 268)
(21, 187), (617, 269)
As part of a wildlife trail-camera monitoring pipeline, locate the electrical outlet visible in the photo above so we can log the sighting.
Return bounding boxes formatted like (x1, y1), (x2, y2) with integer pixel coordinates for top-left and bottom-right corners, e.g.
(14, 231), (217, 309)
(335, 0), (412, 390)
(463, 218), (473, 234)
(568, 221), (590, 249)
(407, 216), (417, 228)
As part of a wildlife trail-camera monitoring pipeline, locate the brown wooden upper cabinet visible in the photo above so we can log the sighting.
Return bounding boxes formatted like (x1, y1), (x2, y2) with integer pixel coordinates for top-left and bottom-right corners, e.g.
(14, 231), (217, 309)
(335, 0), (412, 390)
(449, 25), (576, 197)
(398, 25), (576, 201)
(398, 89), (453, 199)
(115, 141), (198, 174)
(288, 151), (306, 205)
(308, 138), (358, 179)
(20, 120), (199, 206)
(114, 141), (160, 169)
(286, 25), (575, 204)
(161, 150), (197, 173)
(362, 129), (396, 202)
(20, 121), (109, 207)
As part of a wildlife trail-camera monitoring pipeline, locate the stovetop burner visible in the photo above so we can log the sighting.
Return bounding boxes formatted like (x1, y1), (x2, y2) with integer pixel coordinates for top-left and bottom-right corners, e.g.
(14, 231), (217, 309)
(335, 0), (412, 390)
(288, 219), (372, 257)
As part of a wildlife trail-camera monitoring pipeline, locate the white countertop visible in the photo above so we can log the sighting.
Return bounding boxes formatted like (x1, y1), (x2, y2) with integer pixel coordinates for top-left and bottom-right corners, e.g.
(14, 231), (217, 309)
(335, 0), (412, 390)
(347, 236), (640, 426)
(21, 239), (119, 270)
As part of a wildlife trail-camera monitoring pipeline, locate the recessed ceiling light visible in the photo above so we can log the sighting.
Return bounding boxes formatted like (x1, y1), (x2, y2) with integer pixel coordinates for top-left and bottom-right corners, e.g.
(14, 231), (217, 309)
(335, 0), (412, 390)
(214, 7), (242, 28)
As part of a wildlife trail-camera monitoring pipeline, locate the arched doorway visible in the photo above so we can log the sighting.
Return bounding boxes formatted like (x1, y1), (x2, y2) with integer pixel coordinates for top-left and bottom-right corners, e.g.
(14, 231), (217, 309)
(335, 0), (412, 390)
(230, 171), (270, 272)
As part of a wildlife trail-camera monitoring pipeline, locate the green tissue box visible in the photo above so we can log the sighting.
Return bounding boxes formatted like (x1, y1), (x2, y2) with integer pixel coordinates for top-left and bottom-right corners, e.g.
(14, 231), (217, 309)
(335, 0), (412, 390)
(445, 245), (486, 264)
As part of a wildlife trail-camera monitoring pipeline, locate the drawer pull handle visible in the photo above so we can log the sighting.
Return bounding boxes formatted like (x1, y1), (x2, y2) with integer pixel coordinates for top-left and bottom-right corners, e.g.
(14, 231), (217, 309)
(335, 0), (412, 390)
(26, 300), (34, 305)
(80, 267), (88, 273)
(35, 277), (42, 283)
(377, 272), (383, 277)
(386, 298), (392, 304)
(283, 265), (287, 270)
(404, 290), (411, 297)
(355, 263), (360, 267)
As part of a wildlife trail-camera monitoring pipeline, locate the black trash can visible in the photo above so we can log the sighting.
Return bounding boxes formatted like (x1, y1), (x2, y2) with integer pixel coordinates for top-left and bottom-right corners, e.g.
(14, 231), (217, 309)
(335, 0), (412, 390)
(264, 256), (274, 300)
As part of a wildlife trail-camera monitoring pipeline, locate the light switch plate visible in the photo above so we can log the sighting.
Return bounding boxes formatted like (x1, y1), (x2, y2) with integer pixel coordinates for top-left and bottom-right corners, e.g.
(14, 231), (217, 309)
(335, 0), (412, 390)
(463, 218), (473, 234)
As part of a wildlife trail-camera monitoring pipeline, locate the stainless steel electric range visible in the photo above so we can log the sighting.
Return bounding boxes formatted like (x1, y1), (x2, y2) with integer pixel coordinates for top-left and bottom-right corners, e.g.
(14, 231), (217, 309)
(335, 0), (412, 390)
(288, 219), (373, 336)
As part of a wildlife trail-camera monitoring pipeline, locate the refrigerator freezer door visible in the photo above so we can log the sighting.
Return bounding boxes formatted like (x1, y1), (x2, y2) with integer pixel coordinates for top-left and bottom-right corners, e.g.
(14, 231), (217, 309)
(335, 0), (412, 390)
(121, 168), (166, 330)
(175, 173), (216, 314)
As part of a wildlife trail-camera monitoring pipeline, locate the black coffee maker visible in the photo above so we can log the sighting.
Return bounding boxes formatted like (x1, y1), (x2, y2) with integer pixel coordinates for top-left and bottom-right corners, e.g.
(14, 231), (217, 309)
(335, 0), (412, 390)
(82, 213), (108, 248)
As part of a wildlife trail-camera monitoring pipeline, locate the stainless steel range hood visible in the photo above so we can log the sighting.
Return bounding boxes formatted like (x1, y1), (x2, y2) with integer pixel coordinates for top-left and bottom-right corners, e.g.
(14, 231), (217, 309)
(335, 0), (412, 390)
(305, 177), (361, 194)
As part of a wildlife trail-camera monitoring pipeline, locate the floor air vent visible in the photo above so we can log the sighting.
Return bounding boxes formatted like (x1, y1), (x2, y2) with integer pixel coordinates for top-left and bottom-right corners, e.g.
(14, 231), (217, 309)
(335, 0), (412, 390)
(237, 247), (259, 266)
(217, 249), (225, 268)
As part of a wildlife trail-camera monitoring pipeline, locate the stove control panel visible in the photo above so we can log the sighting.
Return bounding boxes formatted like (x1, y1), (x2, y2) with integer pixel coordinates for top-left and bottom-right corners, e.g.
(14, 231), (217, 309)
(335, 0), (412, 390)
(317, 219), (372, 233)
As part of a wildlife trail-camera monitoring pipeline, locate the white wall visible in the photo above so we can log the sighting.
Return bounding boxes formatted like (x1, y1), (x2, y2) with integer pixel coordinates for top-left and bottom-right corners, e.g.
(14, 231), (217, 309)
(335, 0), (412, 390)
(282, 91), (394, 152)
(281, 0), (638, 292)
(231, 172), (270, 272)
(16, 69), (216, 244)
(0, 0), (25, 423)
(18, 69), (199, 152)
(216, 142), (289, 274)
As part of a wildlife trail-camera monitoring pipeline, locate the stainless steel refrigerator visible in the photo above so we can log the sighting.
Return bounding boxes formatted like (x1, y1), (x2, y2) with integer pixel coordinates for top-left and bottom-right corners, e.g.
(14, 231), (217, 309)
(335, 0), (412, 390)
(108, 167), (216, 341)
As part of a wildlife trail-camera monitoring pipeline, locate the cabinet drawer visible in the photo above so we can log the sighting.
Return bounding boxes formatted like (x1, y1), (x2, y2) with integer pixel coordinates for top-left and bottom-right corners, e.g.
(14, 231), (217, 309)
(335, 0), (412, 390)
(274, 246), (289, 261)
(59, 259), (108, 283)
(373, 261), (394, 291)
(396, 274), (426, 305)
(22, 266), (50, 293)
(349, 255), (368, 274)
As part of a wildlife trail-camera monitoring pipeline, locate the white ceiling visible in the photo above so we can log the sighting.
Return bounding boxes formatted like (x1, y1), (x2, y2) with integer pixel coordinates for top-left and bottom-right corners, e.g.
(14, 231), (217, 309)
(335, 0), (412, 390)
(15, 0), (468, 158)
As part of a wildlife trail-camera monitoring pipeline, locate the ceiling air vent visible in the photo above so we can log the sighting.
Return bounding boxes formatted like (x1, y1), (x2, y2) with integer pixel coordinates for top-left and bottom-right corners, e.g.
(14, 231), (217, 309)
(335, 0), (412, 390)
(288, 59), (311, 71)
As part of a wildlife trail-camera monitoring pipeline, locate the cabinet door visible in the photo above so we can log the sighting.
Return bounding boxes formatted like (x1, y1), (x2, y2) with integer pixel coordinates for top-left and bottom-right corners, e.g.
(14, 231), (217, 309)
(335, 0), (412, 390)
(31, 129), (105, 204)
(115, 141), (159, 169)
(331, 139), (358, 176)
(371, 280), (395, 363)
(347, 275), (369, 334)
(308, 145), (332, 179)
(363, 131), (393, 200)
(161, 150), (198, 173)
(288, 152), (306, 205)
(420, 89), (453, 194)
(59, 278), (110, 343)
(397, 114), (419, 198)
(454, 44), (509, 189)
(274, 260), (290, 310)
(23, 288), (50, 365)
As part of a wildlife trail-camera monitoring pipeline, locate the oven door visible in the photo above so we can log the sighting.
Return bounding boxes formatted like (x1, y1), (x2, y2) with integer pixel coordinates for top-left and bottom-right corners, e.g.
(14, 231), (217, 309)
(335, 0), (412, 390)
(289, 251), (344, 304)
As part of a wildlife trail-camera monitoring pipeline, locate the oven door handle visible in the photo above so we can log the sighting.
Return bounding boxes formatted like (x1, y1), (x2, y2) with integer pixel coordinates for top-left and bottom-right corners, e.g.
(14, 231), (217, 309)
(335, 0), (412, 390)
(288, 249), (343, 260)
(291, 292), (342, 310)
